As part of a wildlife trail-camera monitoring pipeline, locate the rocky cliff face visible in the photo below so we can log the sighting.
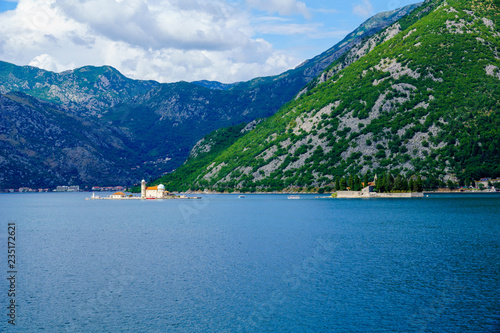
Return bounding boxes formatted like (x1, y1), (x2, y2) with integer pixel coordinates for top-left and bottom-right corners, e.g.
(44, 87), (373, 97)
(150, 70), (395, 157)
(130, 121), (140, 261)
(154, 0), (500, 192)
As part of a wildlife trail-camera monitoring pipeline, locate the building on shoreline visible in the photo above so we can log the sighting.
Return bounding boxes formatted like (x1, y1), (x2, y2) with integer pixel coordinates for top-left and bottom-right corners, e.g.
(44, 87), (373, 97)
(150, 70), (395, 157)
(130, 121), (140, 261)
(141, 180), (176, 199)
(145, 184), (170, 199)
(91, 186), (126, 192)
(56, 185), (80, 192)
(475, 178), (500, 189)
(111, 192), (126, 199)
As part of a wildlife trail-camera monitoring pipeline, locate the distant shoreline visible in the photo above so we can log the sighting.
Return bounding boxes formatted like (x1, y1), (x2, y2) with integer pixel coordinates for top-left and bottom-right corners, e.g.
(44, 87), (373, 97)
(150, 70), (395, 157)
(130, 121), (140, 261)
(423, 190), (499, 194)
(180, 188), (499, 195)
(1, 189), (498, 195)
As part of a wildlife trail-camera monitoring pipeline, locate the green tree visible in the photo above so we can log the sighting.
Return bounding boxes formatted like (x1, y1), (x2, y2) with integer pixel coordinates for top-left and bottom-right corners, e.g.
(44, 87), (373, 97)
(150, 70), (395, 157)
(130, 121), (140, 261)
(348, 175), (354, 191)
(377, 174), (386, 193)
(416, 175), (423, 192)
(340, 178), (347, 191)
(409, 178), (415, 192)
(394, 175), (405, 191)
(386, 173), (394, 192)
(403, 176), (409, 192)
(335, 177), (340, 191)
(353, 175), (362, 191)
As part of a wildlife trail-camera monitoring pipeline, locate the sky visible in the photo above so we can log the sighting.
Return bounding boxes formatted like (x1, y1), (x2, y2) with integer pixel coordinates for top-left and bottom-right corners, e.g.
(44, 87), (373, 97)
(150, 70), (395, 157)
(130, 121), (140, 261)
(0, 0), (421, 83)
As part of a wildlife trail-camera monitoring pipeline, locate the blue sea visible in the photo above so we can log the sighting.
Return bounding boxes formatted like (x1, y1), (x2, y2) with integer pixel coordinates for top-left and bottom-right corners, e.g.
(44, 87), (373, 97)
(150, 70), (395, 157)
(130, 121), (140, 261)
(1, 192), (499, 332)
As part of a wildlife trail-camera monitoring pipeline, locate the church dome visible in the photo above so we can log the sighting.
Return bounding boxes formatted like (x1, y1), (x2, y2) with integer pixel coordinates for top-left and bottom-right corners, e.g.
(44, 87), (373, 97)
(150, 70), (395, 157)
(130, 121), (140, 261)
(158, 184), (165, 190)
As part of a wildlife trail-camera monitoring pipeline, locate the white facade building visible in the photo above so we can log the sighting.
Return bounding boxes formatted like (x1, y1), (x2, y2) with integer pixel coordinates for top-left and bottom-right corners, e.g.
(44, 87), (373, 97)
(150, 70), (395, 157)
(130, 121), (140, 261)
(141, 180), (170, 199)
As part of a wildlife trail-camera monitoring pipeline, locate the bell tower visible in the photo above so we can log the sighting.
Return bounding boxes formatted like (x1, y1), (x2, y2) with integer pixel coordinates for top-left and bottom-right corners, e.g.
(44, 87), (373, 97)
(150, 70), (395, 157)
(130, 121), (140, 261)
(141, 179), (146, 199)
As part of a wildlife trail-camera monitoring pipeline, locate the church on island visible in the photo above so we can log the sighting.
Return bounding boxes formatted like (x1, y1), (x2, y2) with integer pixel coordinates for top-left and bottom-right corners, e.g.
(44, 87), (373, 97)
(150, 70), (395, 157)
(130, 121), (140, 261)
(141, 179), (172, 199)
(86, 180), (201, 200)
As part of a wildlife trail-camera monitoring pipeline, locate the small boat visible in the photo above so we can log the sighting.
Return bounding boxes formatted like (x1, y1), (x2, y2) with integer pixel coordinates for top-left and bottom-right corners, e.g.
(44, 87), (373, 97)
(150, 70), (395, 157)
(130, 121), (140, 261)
(239, 195), (245, 198)
(287, 195), (300, 199)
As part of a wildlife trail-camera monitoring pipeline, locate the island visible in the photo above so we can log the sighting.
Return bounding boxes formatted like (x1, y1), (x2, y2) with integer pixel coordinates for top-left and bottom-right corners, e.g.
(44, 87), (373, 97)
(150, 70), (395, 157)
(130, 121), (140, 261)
(334, 186), (424, 198)
(86, 180), (201, 200)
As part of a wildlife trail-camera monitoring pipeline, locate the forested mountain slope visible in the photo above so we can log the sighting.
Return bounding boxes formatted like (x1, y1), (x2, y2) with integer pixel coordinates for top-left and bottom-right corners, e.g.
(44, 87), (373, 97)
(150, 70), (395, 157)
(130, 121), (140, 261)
(154, 0), (500, 192)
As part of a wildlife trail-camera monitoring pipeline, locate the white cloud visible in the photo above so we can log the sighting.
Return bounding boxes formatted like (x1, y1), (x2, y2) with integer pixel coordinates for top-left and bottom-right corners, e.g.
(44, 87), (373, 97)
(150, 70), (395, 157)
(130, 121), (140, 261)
(28, 53), (71, 72)
(0, 0), (301, 83)
(353, 0), (374, 18)
(246, 0), (310, 19)
(58, 0), (251, 51)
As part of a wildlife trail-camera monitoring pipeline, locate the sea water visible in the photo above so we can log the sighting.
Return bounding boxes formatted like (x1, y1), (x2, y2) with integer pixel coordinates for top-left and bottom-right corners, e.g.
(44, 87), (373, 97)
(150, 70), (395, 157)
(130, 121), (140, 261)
(0, 192), (499, 332)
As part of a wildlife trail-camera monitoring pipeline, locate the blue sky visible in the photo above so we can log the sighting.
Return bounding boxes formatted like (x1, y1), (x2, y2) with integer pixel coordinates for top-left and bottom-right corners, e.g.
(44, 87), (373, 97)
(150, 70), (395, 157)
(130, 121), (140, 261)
(0, 0), (421, 83)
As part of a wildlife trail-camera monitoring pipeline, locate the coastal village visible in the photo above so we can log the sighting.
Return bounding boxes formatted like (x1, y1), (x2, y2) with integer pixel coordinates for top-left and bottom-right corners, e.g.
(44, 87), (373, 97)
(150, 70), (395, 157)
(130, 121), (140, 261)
(0, 185), (126, 193)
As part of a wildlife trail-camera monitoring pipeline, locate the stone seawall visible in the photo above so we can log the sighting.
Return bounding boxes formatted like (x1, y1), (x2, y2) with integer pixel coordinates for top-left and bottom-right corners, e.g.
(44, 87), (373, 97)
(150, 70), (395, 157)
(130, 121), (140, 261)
(336, 191), (424, 198)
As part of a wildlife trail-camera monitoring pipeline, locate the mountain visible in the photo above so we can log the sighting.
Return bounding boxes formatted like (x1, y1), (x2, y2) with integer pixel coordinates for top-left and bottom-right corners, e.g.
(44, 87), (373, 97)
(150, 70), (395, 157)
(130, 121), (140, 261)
(191, 80), (237, 90)
(0, 92), (143, 188)
(153, 0), (500, 192)
(97, 3), (423, 172)
(0, 63), (159, 116)
(0, 4), (422, 188)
